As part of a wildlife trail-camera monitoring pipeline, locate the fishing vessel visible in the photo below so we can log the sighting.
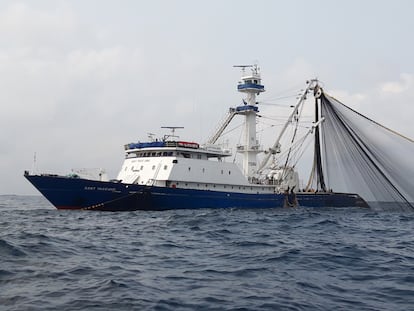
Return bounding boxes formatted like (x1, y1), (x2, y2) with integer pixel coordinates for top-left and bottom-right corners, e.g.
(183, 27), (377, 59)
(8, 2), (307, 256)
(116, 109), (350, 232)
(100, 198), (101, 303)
(25, 66), (369, 211)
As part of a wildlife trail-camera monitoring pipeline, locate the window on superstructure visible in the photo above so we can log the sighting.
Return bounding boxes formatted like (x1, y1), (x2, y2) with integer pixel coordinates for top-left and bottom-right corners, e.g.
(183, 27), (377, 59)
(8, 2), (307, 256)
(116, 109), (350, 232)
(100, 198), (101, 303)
(129, 152), (139, 158)
(164, 165), (168, 170)
(152, 165), (156, 170)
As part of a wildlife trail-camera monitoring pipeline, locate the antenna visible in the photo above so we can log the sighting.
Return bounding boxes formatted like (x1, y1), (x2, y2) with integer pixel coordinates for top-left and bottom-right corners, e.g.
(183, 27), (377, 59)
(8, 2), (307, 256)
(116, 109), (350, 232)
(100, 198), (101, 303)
(233, 64), (253, 74)
(31, 152), (37, 174)
(161, 126), (184, 141)
(233, 65), (254, 68)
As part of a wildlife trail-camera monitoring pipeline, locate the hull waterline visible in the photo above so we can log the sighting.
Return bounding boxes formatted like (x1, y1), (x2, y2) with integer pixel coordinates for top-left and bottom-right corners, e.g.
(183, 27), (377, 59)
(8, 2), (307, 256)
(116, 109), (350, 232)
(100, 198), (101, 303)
(25, 174), (369, 211)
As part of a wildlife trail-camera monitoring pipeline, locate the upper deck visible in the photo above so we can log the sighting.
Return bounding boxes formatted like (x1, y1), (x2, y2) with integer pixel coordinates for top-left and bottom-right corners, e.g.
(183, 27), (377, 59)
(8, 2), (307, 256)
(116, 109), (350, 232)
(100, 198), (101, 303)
(124, 140), (232, 159)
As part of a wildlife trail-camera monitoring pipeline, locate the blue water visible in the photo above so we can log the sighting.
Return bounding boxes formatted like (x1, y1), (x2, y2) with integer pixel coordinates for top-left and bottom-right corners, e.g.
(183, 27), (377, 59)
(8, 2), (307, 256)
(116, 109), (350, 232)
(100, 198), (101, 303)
(1, 195), (413, 310)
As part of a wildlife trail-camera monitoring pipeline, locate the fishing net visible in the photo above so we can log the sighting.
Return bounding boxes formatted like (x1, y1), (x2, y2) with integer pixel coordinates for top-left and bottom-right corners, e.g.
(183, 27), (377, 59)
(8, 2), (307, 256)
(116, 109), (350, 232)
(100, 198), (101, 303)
(316, 91), (414, 209)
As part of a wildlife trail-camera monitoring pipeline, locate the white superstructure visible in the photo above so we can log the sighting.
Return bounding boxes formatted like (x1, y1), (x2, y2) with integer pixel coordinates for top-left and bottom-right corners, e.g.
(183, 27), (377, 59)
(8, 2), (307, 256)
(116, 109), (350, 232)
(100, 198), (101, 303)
(116, 66), (300, 194)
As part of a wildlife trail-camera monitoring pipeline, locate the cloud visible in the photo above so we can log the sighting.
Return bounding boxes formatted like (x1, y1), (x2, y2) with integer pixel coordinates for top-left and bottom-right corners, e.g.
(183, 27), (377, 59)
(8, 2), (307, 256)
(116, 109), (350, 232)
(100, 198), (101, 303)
(0, 2), (76, 47)
(380, 73), (414, 94)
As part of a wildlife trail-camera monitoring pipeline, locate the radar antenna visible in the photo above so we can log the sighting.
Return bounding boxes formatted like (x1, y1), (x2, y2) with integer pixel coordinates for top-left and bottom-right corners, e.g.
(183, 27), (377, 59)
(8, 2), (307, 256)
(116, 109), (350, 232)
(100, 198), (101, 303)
(161, 126), (184, 141)
(233, 64), (254, 74)
(233, 64), (260, 75)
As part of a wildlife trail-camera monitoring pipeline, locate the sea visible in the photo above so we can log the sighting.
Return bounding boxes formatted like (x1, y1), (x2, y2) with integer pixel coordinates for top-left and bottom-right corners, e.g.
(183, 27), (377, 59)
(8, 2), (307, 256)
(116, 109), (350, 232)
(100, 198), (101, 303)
(1, 195), (413, 311)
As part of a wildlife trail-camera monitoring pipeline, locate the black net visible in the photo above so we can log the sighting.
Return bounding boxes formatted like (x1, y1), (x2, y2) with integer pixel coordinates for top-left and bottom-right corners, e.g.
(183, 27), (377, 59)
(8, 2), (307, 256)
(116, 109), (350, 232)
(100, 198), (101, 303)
(317, 92), (414, 209)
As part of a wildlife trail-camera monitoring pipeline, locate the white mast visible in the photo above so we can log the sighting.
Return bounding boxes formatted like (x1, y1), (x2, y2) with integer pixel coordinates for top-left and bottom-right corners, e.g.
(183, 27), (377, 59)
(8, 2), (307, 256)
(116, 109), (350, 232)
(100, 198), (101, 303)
(234, 65), (265, 178)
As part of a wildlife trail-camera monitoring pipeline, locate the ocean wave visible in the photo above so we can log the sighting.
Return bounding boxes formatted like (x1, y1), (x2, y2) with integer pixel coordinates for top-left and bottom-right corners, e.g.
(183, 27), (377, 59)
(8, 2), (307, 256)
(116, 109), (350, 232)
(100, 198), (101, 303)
(1, 196), (414, 310)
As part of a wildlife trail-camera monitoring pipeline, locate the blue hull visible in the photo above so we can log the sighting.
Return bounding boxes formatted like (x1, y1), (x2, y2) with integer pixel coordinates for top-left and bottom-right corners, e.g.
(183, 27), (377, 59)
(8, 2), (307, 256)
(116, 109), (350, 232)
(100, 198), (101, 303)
(24, 174), (369, 211)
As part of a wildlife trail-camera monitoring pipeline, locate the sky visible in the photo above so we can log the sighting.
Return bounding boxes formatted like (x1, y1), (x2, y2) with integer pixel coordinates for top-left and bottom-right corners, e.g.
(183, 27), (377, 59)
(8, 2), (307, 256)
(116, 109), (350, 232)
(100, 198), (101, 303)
(1, 0), (414, 195)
